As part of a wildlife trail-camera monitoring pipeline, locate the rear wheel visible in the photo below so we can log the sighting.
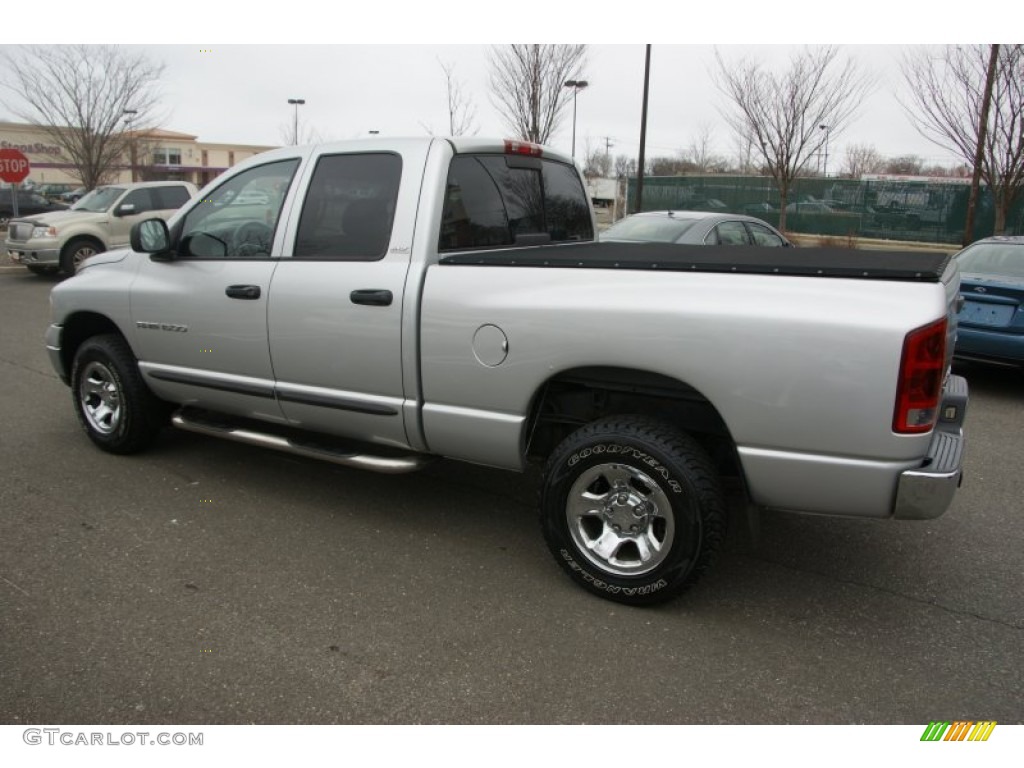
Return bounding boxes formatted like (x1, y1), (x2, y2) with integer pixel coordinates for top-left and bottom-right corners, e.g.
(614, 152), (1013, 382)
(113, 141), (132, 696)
(70, 334), (166, 454)
(60, 237), (104, 274)
(540, 416), (726, 605)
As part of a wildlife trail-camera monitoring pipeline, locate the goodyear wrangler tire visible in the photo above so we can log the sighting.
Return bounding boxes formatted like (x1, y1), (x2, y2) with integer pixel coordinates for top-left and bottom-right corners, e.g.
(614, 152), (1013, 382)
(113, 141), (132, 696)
(540, 416), (726, 605)
(71, 334), (166, 454)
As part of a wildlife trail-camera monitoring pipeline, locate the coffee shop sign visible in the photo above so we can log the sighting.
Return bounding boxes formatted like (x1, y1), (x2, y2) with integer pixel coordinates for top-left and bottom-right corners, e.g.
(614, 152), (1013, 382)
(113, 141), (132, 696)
(0, 141), (63, 157)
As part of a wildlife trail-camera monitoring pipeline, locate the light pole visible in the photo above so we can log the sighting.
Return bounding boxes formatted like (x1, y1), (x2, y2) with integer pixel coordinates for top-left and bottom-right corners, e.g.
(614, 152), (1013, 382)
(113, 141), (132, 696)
(123, 109), (138, 181)
(819, 123), (830, 178)
(563, 80), (589, 160)
(287, 98), (306, 145)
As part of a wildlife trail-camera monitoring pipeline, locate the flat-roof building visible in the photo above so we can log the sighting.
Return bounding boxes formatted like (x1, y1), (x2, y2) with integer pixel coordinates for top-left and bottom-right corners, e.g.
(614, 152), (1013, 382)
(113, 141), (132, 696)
(0, 121), (276, 189)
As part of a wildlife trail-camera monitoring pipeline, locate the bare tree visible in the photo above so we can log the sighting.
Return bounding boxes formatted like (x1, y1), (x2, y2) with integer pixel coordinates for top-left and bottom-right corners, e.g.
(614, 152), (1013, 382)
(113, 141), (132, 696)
(842, 143), (886, 178)
(883, 155), (925, 176)
(279, 120), (320, 147)
(488, 44), (586, 145)
(684, 124), (728, 173)
(648, 156), (689, 176)
(0, 45), (165, 190)
(439, 59), (477, 137)
(732, 133), (757, 174)
(714, 46), (874, 230)
(581, 139), (612, 180)
(613, 154), (637, 180)
(901, 44), (1024, 234)
(922, 162), (968, 178)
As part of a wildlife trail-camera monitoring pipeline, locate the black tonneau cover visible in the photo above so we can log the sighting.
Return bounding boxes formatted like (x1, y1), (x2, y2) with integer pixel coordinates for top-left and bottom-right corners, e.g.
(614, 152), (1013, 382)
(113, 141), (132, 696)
(439, 242), (954, 282)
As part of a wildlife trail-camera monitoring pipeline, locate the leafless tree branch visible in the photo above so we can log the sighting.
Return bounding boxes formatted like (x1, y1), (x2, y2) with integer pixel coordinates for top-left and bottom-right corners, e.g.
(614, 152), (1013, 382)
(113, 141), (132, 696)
(900, 44), (1024, 233)
(488, 44), (586, 145)
(713, 46), (875, 230)
(841, 144), (886, 178)
(0, 45), (166, 189)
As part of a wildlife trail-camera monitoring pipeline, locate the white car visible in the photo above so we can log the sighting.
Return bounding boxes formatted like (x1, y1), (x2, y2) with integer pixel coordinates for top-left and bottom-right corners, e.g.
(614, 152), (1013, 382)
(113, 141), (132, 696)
(601, 210), (792, 247)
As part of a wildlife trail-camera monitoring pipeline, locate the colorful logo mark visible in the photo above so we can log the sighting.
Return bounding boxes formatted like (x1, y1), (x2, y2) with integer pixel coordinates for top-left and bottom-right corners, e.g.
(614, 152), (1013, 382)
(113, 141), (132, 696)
(920, 721), (996, 742)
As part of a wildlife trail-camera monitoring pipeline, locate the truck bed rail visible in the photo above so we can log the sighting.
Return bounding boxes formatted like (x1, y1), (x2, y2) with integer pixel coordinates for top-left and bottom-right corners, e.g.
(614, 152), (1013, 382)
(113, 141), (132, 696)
(439, 242), (954, 282)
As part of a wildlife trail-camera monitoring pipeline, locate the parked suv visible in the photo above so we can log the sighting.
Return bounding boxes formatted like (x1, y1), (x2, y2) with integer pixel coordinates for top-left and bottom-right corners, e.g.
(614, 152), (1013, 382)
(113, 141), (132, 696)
(5, 181), (197, 275)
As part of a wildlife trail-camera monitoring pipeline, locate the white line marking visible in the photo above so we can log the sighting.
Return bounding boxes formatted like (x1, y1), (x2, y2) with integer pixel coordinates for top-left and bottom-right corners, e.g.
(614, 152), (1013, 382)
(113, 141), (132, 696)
(1, 576), (30, 596)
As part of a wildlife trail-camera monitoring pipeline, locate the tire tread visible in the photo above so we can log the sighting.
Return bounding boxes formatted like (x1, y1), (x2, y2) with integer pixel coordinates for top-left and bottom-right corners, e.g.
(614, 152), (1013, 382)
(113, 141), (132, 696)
(541, 415), (726, 605)
(71, 334), (165, 454)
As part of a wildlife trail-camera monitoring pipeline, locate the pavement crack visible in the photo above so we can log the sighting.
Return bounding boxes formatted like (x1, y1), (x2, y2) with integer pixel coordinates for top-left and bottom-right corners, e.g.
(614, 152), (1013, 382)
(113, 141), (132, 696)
(0, 356), (58, 380)
(739, 553), (1024, 631)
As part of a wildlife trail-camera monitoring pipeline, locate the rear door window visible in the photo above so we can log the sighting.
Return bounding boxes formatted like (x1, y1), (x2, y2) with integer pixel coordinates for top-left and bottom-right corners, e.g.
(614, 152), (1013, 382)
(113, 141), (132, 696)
(440, 154), (593, 251)
(121, 188), (155, 215)
(708, 221), (751, 246)
(154, 185), (192, 210)
(293, 153), (402, 261)
(746, 221), (786, 246)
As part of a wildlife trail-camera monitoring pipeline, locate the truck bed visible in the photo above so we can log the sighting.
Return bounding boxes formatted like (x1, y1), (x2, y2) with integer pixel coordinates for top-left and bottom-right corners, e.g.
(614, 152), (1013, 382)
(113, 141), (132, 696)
(439, 242), (954, 282)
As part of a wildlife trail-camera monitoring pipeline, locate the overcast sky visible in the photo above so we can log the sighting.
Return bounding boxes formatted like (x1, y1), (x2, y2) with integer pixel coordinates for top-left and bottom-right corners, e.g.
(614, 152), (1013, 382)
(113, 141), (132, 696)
(5, 6), (1009, 172)
(124, 44), (964, 167)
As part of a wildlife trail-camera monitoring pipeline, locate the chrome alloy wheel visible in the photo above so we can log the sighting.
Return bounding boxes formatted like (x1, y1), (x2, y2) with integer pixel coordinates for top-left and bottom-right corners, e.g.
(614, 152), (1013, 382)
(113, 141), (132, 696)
(79, 361), (123, 435)
(72, 244), (98, 270)
(566, 462), (675, 577)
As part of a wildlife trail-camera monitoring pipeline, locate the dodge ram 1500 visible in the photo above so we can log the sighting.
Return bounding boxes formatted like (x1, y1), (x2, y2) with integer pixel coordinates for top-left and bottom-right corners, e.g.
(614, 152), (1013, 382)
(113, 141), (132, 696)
(45, 137), (968, 605)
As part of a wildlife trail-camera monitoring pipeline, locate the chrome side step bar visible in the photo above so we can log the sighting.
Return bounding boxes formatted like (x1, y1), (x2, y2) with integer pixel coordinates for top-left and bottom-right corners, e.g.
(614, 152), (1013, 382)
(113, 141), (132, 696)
(171, 412), (432, 474)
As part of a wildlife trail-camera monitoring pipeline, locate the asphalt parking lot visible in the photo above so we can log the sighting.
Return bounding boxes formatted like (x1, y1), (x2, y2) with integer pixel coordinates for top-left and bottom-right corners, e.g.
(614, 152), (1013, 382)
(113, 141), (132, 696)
(0, 261), (1021, 725)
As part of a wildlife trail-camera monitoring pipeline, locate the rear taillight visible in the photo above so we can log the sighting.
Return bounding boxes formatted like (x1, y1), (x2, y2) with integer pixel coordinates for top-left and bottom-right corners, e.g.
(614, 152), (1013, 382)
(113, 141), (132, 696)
(894, 318), (947, 434)
(504, 139), (543, 157)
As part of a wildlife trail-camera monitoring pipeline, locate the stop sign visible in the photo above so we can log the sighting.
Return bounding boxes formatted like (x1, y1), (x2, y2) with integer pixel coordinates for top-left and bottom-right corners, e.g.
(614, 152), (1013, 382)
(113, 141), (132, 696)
(0, 148), (31, 184)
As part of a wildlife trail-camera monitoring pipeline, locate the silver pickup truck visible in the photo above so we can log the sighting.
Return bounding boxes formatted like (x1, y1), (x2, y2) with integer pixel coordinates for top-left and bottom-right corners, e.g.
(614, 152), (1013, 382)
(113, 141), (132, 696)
(45, 137), (969, 605)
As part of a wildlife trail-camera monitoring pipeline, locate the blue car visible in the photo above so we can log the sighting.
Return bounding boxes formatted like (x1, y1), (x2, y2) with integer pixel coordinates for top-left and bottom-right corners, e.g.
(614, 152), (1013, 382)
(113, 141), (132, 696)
(954, 236), (1024, 367)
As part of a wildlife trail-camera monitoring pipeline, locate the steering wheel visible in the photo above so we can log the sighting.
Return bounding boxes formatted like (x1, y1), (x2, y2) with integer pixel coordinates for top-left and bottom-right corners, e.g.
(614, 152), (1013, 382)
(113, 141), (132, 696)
(232, 221), (273, 257)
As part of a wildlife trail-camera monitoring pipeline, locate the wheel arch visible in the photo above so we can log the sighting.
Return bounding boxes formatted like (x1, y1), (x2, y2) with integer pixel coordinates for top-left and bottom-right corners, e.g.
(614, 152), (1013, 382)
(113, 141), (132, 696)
(61, 232), (106, 253)
(60, 311), (131, 382)
(60, 234), (106, 272)
(524, 365), (742, 480)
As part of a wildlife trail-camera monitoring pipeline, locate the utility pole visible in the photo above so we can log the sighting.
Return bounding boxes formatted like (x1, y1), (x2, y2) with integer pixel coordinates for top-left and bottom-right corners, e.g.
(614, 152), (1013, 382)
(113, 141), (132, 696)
(635, 45), (651, 214)
(963, 44), (999, 246)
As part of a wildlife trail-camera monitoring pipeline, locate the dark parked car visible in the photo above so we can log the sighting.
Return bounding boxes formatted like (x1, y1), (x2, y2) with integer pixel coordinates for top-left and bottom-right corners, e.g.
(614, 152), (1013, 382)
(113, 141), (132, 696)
(601, 210), (792, 247)
(953, 236), (1024, 368)
(0, 190), (69, 229)
(785, 201), (839, 214)
(60, 186), (88, 203)
(743, 202), (777, 216)
(36, 183), (76, 201)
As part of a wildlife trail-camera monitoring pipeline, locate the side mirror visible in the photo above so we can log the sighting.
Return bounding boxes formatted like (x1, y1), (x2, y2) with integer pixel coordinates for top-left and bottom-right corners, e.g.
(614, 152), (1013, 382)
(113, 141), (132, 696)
(115, 203), (136, 217)
(131, 218), (172, 259)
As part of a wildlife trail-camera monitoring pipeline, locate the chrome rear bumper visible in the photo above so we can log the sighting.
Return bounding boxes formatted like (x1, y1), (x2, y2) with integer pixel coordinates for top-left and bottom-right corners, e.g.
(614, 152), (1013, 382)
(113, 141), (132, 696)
(893, 374), (968, 520)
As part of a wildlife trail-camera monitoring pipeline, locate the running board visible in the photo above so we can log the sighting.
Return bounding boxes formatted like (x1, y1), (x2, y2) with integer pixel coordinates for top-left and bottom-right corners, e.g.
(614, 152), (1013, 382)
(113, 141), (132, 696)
(171, 411), (432, 474)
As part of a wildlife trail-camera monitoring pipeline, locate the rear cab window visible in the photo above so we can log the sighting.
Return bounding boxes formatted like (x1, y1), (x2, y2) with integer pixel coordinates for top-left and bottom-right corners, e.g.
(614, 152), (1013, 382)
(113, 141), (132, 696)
(440, 153), (593, 252)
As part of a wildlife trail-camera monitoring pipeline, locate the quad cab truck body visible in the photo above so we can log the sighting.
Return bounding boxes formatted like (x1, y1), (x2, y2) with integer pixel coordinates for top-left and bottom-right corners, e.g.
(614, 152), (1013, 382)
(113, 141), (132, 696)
(45, 137), (969, 605)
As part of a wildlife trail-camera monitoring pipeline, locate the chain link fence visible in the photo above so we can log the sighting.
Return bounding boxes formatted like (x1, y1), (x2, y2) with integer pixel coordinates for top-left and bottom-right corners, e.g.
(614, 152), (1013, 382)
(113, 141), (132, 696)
(625, 175), (1024, 244)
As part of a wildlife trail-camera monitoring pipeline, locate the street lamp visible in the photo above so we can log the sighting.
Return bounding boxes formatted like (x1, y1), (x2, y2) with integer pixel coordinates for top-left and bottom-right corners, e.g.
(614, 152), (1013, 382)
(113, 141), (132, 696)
(287, 98), (306, 145)
(564, 80), (589, 160)
(123, 109), (138, 181)
(819, 123), (830, 178)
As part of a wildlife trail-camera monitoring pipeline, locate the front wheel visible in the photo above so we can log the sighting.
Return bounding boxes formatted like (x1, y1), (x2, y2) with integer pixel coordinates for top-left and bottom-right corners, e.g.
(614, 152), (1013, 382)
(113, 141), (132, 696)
(60, 237), (104, 274)
(26, 264), (59, 276)
(540, 416), (726, 605)
(70, 334), (166, 454)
